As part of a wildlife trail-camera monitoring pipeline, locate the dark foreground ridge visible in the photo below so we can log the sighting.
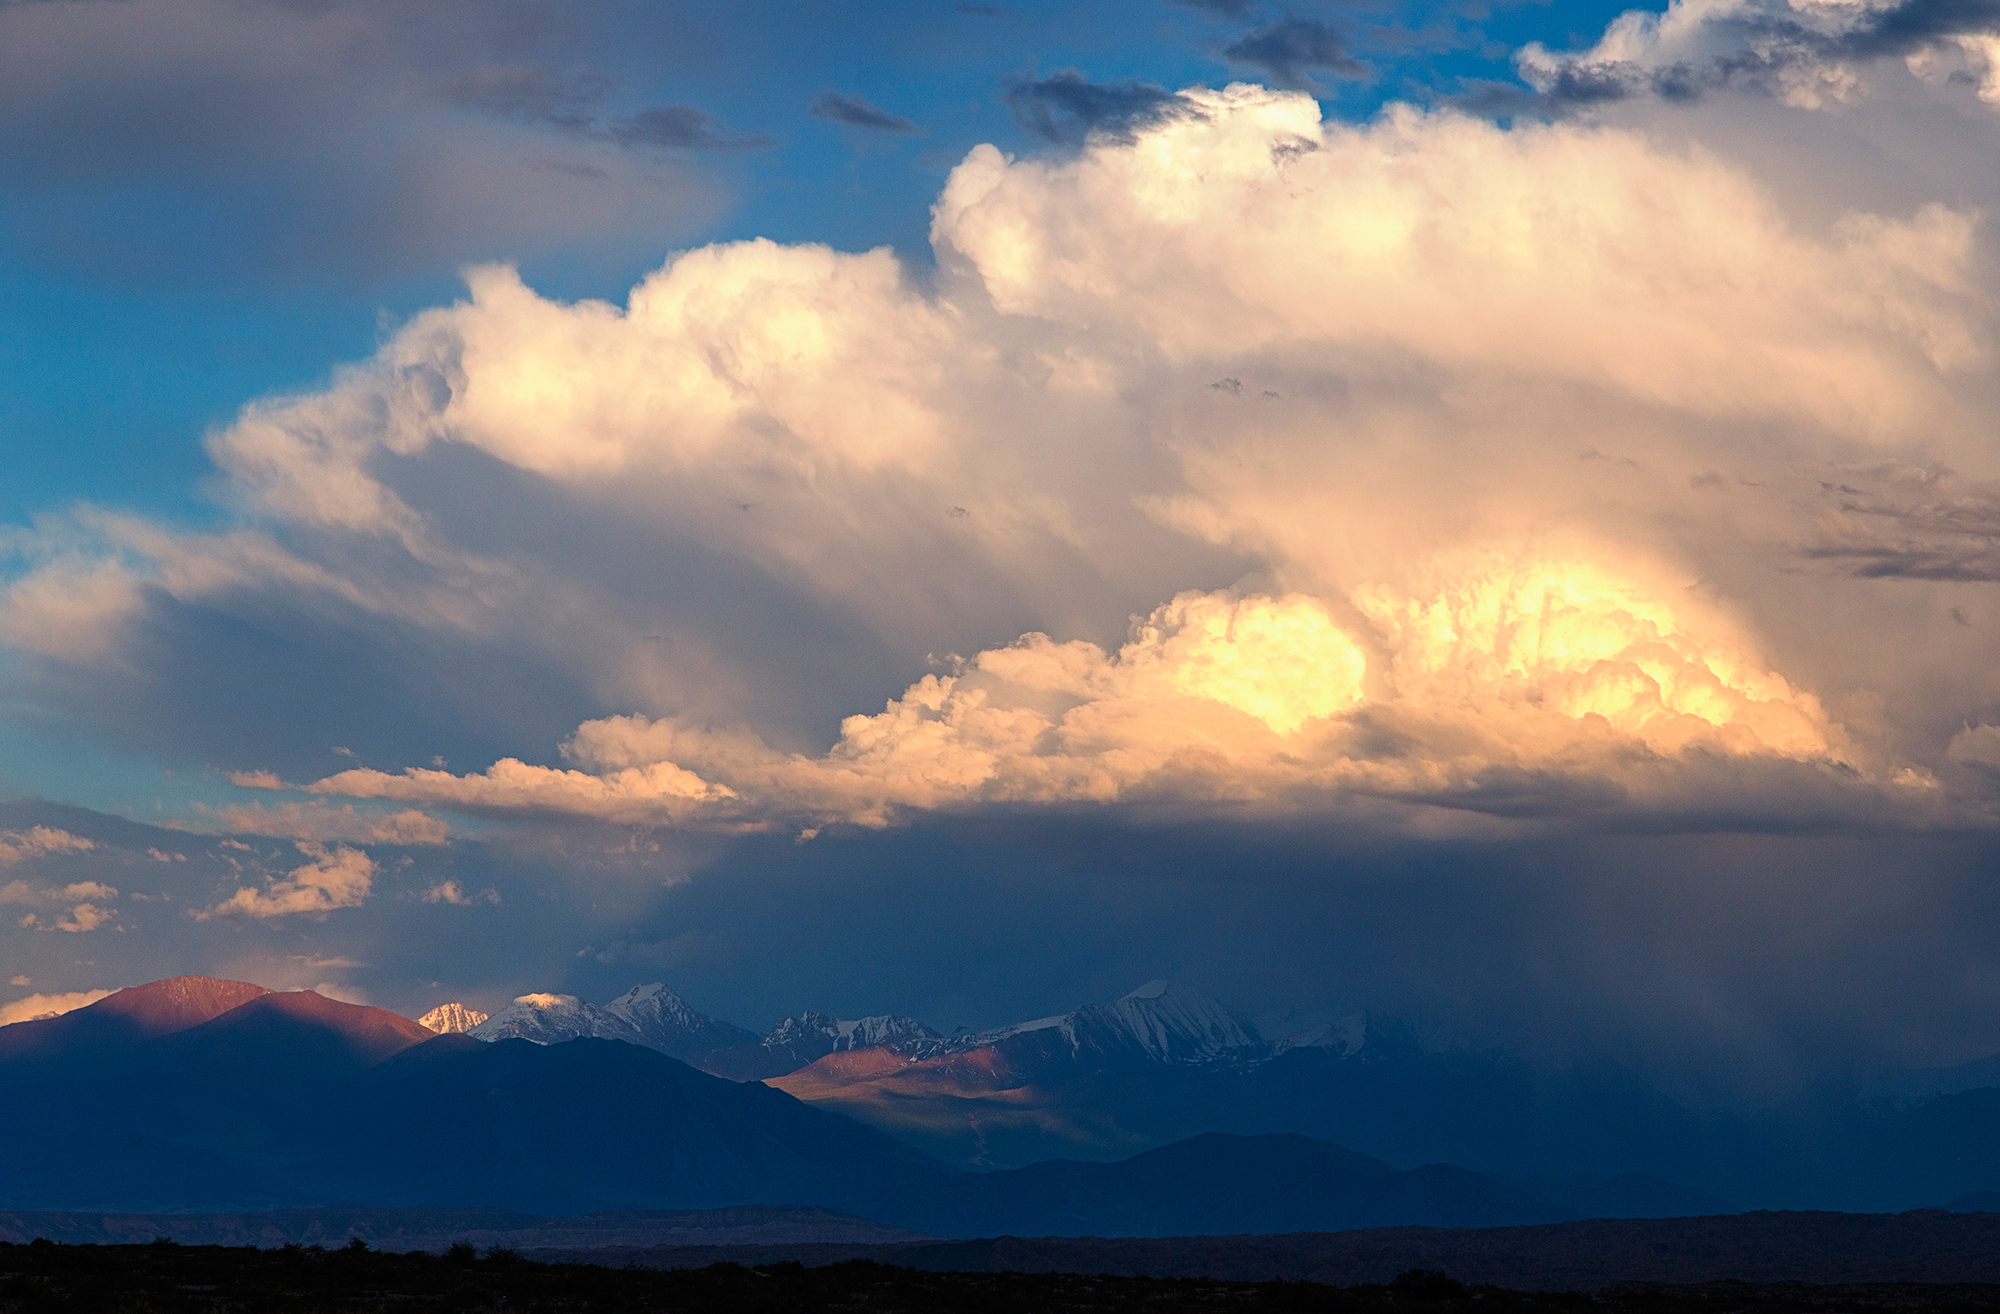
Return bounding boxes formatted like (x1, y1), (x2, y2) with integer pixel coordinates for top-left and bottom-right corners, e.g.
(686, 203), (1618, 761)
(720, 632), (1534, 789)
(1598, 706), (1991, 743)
(4, 1244), (2000, 1314)
(549, 1210), (2000, 1289)
(9, 1205), (2000, 1289)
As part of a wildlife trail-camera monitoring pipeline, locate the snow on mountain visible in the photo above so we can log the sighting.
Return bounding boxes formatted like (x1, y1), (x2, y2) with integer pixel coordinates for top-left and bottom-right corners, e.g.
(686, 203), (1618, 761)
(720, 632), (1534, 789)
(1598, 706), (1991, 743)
(945, 981), (1262, 1068)
(1270, 1014), (1367, 1057)
(702, 1008), (944, 1080)
(416, 1002), (488, 1035)
(466, 993), (643, 1046)
(766, 1010), (942, 1054)
(1092, 980), (1262, 1064)
(603, 982), (759, 1063)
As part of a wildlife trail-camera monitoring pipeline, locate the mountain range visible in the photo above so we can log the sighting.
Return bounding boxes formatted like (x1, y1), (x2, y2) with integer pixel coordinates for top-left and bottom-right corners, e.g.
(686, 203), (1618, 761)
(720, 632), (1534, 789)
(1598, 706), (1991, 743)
(10, 973), (2000, 1227)
(0, 976), (1731, 1232)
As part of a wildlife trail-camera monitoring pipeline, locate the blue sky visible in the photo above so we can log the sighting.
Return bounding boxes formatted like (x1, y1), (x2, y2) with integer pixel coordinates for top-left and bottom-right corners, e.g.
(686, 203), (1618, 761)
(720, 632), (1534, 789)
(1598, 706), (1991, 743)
(9, 0), (2000, 1085)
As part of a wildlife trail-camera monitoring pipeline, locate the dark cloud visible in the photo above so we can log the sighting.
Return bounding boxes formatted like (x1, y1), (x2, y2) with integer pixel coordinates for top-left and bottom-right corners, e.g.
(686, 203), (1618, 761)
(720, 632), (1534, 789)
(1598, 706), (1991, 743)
(15, 797), (2000, 1106)
(1171, 0), (1257, 16)
(441, 63), (612, 128)
(610, 104), (772, 151)
(1804, 466), (2000, 582)
(1003, 69), (1204, 145)
(0, 0), (750, 282)
(1223, 18), (1367, 88)
(809, 91), (921, 135)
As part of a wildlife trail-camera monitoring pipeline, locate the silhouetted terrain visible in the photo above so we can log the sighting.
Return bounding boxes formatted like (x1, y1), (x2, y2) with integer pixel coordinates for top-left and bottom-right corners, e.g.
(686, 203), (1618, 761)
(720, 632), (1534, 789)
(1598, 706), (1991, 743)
(530, 1209), (2000, 1289)
(4, 1245), (2000, 1314)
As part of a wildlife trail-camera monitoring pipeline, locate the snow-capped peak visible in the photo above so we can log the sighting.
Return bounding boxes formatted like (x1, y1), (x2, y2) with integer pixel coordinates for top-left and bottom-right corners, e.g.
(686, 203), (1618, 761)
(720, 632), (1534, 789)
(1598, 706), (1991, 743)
(466, 993), (641, 1046)
(1089, 980), (1262, 1064)
(416, 1002), (487, 1035)
(602, 982), (760, 1062)
(762, 1010), (941, 1054)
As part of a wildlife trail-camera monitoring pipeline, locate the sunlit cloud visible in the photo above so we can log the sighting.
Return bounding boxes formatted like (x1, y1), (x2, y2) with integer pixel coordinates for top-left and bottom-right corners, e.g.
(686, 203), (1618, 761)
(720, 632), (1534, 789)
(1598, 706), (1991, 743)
(197, 841), (377, 919)
(1, 82), (1996, 841)
(0, 989), (113, 1025)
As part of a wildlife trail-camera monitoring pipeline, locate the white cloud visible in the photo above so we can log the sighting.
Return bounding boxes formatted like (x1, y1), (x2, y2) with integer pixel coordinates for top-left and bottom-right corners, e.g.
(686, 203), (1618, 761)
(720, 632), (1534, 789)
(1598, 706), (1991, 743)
(3, 84), (1998, 834)
(1515, 0), (2000, 112)
(199, 842), (377, 918)
(317, 578), (1880, 831)
(0, 989), (113, 1025)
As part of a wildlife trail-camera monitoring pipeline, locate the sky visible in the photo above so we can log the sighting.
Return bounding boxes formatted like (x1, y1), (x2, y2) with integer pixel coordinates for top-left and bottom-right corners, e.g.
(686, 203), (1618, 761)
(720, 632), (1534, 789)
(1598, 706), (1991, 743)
(6, 0), (2000, 1099)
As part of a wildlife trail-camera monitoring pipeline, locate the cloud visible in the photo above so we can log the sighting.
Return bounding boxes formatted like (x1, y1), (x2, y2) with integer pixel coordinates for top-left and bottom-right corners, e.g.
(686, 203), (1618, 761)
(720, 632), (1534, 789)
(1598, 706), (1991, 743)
(1002, 69), (1205, 144)
(809, 91), (920, 134)
(0, 857), (120, 932)
(1947, 724), (2000, 772)
(1511, 0), (2000, 112)
(1802, 464), (2000, 581)
(421, 879), (499, 906)
(201, 801), (450, 846)
(0, 989), (113, 1025)
(199, 842), (377, 918)
(54, 903), (112, 933)
(314, 574), (1881, 831)
(56, 882), (117, 901)
(226, 770), (284, 789)
(0, 827), (94, 866)
(0, 0), (735, 281)
(3, 84), (1998, 842)
(608, 105), (771, 151)
(1223, 19), (1368, 88)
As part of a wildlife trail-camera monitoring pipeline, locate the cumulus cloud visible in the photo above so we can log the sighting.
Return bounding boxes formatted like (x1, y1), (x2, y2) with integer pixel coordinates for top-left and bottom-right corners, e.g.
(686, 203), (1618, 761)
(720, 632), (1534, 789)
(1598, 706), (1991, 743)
(314, 575), (1883, 831)
(421, 879), (499, 906)
(200, 842), (377, 918)
(1512, 0), (2000, 112)
(0, 852), (120, 932)
(4, 83), (1999, 837)
(0, 826), (95, 866)
(0, 989), (113, 1025)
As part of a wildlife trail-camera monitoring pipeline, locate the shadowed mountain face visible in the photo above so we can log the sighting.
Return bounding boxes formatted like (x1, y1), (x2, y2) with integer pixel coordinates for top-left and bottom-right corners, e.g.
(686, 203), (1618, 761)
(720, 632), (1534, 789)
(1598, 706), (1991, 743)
(703, 1011), (945, 1082)
(856, 1133), (1571, 1238)
(0, 976), (1729, 1232)
(0, 976), (270, 1070)
(274, 1035), (949, 1214)
(0, 981), (951, 1217)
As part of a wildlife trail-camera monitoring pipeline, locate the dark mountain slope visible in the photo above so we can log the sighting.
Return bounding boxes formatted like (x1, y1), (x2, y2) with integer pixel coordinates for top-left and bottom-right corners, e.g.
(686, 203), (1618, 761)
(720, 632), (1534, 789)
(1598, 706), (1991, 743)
(855, 1133), (1570, 1238)
(238, 1035), (953, 1215)
(0, 976), (270, 1072)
